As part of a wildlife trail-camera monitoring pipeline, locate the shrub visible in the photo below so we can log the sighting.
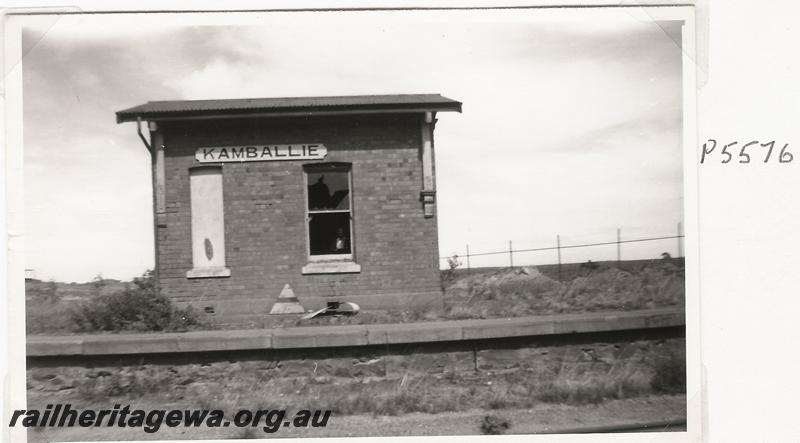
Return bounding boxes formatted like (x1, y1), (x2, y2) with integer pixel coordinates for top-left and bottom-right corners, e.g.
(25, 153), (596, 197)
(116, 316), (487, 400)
(70, 270), (204, 332)
(480, 415), (511, 435)
(651, 352), (686, 394)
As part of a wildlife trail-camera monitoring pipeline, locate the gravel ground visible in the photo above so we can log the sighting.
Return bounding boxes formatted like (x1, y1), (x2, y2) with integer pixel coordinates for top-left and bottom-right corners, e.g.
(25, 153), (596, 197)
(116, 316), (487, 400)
(24, 394), (685, 442)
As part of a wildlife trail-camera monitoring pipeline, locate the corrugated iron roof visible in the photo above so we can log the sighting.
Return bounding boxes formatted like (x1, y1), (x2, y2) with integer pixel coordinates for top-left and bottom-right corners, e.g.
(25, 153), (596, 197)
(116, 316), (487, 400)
(116, 94), (461, 123)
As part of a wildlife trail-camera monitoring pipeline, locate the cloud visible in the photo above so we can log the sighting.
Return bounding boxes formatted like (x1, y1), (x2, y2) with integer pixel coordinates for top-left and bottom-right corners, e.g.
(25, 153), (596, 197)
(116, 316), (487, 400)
(21, 13), (685, 280)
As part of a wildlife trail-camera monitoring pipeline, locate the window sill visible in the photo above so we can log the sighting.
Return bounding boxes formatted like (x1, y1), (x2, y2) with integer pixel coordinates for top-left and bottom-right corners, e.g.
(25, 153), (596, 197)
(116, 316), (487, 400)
(302, 261), (361, 275)
(186, 267), (231, 279)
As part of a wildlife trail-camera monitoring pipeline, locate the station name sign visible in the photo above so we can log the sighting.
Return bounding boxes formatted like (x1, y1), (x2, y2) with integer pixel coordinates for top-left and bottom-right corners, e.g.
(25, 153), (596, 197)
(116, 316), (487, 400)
(195, 144), (327, 163)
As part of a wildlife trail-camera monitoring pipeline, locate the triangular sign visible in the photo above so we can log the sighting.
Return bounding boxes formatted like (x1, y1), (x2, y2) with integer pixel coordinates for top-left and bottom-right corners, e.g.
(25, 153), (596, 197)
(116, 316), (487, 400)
(269, 284), (305, 314)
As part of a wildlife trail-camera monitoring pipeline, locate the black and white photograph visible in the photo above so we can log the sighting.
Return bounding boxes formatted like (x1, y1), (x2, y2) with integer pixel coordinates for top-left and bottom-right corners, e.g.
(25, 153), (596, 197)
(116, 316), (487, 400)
(4, 4), (698, 441)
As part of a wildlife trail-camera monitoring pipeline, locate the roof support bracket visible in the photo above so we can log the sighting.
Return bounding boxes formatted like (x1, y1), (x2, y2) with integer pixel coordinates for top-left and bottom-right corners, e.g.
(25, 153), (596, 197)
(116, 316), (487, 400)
(136, 117), (152, 153)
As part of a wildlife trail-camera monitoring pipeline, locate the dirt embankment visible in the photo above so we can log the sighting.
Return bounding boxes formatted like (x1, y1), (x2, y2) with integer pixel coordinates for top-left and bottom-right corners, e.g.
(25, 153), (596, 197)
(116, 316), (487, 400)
(442, 260), (684, 319)
(269, 260), (684, 329)
(25, 260), (684, 332)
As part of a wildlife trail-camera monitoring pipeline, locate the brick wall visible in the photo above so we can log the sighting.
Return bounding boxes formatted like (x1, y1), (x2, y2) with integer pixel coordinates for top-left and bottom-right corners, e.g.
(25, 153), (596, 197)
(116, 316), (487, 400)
(156, 114), (443, 319)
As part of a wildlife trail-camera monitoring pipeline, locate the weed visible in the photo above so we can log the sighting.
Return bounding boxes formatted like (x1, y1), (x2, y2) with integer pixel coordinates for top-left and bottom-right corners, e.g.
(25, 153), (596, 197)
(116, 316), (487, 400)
(442, 371), (462, 384)
(479, 415), (511, 435)
(235, 427), (261, 439)
(651, 351), (686, 394)
(486, 391), (508, 409)
(537, 382), (607, 405)
(76, 366), (172, 400)
(441, 254), (462, 288)
(307, 377), (470, 417)
(91, 274), (107, 297)
(445, 304), (486, 320)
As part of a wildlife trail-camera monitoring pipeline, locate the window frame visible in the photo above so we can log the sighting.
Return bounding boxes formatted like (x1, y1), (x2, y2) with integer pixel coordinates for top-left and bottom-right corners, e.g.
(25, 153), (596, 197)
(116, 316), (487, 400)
(303, 162), (356, 263)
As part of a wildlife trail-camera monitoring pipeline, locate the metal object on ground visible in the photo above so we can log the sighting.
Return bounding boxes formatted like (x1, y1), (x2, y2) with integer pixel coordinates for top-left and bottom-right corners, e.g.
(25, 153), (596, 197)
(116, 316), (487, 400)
(301, 301), (360, 320)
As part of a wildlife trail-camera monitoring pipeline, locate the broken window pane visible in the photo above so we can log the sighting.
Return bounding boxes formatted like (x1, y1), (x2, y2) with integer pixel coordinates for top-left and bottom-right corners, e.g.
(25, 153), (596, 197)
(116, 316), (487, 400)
(307, 171), (350, 211)
(308, 213), (351, 255)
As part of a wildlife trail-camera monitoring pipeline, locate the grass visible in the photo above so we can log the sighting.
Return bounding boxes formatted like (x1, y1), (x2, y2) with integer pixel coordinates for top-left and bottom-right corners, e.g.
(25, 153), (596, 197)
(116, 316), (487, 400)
(26, 259), (685, 334)
(26, 297), (76, 334)
(35, 338), (685, 418)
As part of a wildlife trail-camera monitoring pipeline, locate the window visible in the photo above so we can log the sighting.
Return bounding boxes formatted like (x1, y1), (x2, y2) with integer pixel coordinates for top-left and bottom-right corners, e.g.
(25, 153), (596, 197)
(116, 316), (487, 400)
(187, 166), (230, 278)
(305, 163), (355, 261)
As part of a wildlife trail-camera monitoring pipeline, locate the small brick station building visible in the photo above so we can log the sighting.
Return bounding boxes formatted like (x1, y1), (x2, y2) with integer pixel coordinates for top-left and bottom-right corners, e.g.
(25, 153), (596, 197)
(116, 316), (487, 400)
(116, 94), (462, 321)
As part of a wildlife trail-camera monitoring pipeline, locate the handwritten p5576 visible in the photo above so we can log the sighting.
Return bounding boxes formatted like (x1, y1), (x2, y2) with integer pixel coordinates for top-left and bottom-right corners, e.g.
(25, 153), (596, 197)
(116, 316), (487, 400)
(700, 139), (793, 164)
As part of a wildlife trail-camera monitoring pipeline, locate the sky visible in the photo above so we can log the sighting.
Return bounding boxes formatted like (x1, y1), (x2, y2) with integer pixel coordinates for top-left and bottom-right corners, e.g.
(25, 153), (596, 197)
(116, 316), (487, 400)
(20, 10), (685, 282)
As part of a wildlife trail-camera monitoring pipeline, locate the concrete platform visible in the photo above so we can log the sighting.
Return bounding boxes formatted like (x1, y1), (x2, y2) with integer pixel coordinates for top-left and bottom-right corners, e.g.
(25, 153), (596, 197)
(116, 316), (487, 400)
(26, 307), (683, 357)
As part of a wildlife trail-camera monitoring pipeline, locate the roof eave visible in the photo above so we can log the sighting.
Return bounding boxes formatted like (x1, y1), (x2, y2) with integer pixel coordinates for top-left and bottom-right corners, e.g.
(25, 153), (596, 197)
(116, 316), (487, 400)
(116, 103), (462, 124)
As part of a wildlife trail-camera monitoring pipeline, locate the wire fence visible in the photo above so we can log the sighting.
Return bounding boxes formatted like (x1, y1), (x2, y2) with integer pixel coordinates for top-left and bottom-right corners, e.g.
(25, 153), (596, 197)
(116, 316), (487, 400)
(440, 222), (684, 277)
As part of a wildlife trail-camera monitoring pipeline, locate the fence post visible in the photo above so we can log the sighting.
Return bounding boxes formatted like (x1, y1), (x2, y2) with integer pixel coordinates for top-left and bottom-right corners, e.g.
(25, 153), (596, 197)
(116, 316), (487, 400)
(677, 222), (683, 257)
(466, 244), (471, 275)
(557, 235), (562, 280)
(616, 228), (621, 267)
(509, 240), (514, 268)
